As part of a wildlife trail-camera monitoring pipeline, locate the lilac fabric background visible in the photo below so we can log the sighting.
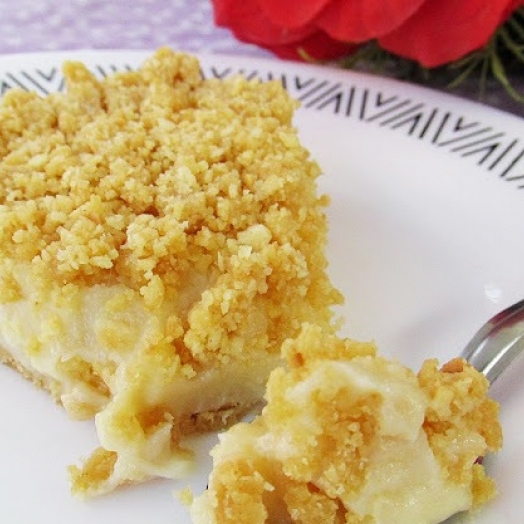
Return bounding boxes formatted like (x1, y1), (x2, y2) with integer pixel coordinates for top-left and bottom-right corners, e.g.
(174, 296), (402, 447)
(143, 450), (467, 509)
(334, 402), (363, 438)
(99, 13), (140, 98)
(0, 1), (270, 57)
(0, 0), (522, 116)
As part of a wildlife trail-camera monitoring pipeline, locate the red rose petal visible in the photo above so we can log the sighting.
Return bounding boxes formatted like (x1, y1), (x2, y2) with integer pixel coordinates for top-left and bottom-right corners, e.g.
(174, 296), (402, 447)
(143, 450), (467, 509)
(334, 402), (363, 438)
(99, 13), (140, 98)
(212, 0), (315, 46)
(317, 0), (427, 42)
(269, 31), (357, 61)
(379, 0), (521, 66)
(211, 0), (355, 61)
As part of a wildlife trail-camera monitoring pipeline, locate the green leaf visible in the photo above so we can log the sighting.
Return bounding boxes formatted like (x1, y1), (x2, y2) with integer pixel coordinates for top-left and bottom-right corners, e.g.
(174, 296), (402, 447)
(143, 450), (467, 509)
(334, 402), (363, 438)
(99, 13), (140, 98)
(489, 40), (524, 102)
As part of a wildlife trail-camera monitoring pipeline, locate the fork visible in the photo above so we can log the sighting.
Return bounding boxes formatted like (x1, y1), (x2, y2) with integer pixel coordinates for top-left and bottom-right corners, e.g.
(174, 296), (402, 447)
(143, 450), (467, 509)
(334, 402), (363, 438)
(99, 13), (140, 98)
(461, 298), (524, 384)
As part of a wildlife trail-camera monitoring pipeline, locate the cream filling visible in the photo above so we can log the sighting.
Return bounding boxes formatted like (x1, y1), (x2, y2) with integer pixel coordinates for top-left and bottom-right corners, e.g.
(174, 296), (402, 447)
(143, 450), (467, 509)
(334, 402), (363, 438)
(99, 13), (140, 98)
(350, 429), (471, 524)
(0, 280), (165, 416)
(290, 359), (471, 524)
(96, 353), (281, 488)
(0, 271), (281, 493)
(254, 358), (472, 524)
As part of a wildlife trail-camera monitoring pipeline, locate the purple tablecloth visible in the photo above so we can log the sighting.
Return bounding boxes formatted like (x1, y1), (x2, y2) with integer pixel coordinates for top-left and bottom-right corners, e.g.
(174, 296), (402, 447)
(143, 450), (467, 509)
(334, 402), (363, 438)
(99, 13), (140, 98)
(0, 0), (522, 117)
(0, 1), (270, 58)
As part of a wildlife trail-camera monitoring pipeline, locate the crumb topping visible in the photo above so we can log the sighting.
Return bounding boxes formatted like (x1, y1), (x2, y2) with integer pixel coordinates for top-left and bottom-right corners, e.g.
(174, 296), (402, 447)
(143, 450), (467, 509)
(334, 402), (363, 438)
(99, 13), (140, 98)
(0, 47), (342, 367)
(418, 357), (503, 504)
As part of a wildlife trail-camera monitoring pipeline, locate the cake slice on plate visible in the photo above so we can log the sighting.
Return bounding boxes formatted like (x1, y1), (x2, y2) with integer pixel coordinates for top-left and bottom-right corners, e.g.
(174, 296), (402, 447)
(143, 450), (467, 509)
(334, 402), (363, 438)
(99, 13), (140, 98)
(0, 48), (342, 496)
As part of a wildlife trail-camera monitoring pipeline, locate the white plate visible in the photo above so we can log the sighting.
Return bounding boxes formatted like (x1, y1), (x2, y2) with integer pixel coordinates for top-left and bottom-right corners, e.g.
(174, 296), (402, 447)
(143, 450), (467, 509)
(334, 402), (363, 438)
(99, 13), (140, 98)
(1, 50), (523, 524)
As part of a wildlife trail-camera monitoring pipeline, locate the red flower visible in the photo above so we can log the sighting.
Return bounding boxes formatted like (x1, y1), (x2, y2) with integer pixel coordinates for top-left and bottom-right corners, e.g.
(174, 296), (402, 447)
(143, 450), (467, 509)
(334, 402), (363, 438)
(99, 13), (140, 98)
(212, 1), (356, 60)
(379, 0), (524, 66)
(212, 0), (524, 67)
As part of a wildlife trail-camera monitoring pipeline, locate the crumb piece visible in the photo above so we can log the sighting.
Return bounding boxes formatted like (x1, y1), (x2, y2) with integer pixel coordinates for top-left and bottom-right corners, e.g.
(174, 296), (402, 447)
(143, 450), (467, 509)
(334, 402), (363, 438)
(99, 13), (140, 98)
(69, 448), (118, 497)
(176, 485), (194, 507)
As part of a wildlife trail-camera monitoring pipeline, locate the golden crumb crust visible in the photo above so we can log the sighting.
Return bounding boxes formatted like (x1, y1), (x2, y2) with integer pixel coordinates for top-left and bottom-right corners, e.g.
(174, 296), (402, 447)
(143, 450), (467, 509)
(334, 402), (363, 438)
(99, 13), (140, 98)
(191, 324), (502, 524)
(0, 48), (342, 496)
(0, 48), (341, 360)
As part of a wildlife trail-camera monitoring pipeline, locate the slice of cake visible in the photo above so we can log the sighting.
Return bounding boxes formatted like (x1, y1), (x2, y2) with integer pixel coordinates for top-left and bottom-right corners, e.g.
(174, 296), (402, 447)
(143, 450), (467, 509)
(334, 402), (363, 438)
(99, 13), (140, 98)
(190, 324), (502, 524)
(0, 48), (342, 497)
